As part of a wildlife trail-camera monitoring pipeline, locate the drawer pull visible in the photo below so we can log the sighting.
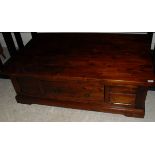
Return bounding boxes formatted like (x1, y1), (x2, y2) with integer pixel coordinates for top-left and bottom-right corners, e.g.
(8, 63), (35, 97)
(84, 93), (91, 98)
(113, 102), (131, 106)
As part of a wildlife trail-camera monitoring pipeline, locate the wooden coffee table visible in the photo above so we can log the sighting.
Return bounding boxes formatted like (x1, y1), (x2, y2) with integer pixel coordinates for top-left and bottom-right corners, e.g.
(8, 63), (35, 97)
(2, 33), (155, 118)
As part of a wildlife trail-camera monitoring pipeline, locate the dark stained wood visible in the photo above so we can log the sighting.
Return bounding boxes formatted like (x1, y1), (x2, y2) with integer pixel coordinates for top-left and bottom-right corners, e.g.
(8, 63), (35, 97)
(153, 47), (155, 73)
(31, 32), (37, 39)
(105, 85), (137, 108)
(135, 86), (147, 110)
(0, 59), (3, 73)
(148, 32), (153, 45)
(148, 32), (155, 74)
(14, 77), (104, 104)
(2, 33), (155, 85)
(0, 52), (2, 68)
(11, 77), (21, 93)
(2, 33), (16, 57)
(2, 33), (155, 118)
(14, 32), (24, 49)
(16, 94), (145, 118)
(0, 43), (4, 58)
(0, 43), (8, 79)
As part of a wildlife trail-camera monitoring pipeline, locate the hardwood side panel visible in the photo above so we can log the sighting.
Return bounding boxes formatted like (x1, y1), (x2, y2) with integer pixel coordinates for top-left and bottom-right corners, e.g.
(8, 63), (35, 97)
(11, 77), (21, 93)
(135, 86), (148, 109)
(16, 94), (145, 118)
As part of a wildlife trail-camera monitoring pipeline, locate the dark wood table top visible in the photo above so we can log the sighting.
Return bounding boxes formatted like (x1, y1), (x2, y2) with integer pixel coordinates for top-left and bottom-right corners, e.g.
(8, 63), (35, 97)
(3, 33), (155, 85)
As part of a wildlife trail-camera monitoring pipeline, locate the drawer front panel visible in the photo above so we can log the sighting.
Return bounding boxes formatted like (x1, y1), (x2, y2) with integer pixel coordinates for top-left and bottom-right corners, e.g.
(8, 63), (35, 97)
(110, 86), (137, 94)
(110, 93), (136, 106)
(42, 80), (104, 103)
(16, 78), (104, 103)
(105, 85), (137, 107)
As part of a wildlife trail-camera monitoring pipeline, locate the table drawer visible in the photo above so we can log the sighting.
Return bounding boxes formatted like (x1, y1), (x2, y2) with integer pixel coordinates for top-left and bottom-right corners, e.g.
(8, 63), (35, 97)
(41, 80), (104, 103)
(105, 85), (137, 107)
(110, 93), (136, 107)
(16, 77), (105, 104)
(110, 85), (137, 94)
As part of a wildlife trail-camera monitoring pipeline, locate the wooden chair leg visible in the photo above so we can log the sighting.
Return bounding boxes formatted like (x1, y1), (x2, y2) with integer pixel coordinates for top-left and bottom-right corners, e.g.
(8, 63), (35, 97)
(31, 32), (37, 39)
(0, 60), (9, 79)
(148, 32), (153, 45)
(153, 50), (155, 74)
(0, 59), (2, 68)
(14, 32), (24, 50)
(2, 33), (17, 57)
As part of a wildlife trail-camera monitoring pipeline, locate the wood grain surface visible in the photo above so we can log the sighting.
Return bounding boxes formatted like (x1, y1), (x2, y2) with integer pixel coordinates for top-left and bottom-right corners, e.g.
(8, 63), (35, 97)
(2, 33), (155, 117)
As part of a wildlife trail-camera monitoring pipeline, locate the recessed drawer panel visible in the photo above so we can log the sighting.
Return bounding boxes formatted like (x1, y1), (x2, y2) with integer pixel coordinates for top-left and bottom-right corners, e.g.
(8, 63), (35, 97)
(105, 85), (138, 107)
(16, 78), (105, 104)
(42, 80), (104, 103)
(110, 86), (137, 94)
(110, 93), (136, 107)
